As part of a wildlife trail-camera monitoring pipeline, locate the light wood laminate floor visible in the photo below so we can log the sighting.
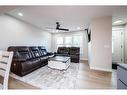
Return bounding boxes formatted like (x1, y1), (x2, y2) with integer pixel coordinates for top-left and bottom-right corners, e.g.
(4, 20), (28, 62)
(0, 61), (117, 89)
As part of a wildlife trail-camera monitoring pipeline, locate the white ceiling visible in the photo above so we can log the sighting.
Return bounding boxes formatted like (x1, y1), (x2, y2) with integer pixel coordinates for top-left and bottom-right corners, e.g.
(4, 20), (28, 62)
(1, 6), (127, 33)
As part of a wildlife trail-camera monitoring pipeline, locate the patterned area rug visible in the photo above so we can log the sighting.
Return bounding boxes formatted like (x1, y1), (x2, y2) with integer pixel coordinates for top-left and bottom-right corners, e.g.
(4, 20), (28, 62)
(10, 63), (79, 89)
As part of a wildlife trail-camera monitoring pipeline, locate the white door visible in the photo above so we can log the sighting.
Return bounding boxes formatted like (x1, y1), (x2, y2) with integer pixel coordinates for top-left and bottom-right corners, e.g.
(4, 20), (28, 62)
(112, 28), (124, 63)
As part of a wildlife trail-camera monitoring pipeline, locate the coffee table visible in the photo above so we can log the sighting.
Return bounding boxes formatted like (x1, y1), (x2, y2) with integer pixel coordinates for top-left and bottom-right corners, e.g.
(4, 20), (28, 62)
(48, 56), (70, 70)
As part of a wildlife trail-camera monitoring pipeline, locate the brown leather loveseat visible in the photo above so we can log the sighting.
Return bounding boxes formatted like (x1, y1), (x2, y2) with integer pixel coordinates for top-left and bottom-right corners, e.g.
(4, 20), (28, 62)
(55, 47), (80, 63)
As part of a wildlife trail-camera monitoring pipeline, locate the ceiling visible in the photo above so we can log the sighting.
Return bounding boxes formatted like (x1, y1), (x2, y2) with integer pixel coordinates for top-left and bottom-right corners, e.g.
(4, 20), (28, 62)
(1, 6), (127, 33)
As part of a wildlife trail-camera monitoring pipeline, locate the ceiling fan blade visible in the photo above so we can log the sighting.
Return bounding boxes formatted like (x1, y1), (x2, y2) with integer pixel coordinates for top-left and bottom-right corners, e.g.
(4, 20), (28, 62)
(58, 28), (69, 31)
(69, 29), (86, 32)
(46, 22), (70, 32)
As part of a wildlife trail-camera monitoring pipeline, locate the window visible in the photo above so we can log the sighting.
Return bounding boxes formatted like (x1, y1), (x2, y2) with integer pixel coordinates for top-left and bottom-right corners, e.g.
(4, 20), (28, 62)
(112, 40), (114, 54)
(73, 36), (82, 45)
(65, 36), (72, 45)
(55, 33), (85, 59)
(56, 35), (83, 47)
(56, 35), (83, 54)
(56, 37), (63, 44)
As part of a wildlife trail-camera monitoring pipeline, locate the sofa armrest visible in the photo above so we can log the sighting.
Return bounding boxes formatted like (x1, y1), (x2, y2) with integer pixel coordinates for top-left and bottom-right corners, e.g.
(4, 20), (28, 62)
(13, 58), (26, 62)
(47, 52), (53, 55)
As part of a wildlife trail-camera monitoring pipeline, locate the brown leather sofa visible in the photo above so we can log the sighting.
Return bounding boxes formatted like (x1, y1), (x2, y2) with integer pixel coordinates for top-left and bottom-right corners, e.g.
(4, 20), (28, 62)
(55, 47), (80, 63)
(8, 46), (54, 76)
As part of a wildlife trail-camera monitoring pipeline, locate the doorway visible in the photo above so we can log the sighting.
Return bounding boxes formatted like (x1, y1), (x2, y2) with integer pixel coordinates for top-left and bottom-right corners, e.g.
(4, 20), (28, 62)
(112, 26), (125, 69)
(112, 27), (124, 63)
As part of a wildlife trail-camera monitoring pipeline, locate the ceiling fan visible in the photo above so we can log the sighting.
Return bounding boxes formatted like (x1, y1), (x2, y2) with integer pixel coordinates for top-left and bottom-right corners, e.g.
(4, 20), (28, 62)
(45, 22), (69, 32)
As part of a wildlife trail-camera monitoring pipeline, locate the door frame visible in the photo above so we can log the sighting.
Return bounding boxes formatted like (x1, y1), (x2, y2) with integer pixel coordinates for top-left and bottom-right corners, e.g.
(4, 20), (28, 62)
(112, 27), (124, 63)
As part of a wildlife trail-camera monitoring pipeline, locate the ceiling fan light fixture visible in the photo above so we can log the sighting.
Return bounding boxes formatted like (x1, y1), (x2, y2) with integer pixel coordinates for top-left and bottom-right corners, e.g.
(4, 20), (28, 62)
(77, 27), (81, 30)
(18, 12), (23, 17)
(56, 30), (59, 32)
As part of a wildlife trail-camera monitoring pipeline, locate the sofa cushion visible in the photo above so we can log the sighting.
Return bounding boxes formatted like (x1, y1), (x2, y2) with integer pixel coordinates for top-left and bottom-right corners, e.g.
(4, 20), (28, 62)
(69, 47), (80, 55)
(17, 47), (32, 60)
(18, 51), (30, 60)
(38, 46), (48, 56)
(57, 47), (69, 54)
(29, 46), (41, 58)
(8, 46), (32, 60)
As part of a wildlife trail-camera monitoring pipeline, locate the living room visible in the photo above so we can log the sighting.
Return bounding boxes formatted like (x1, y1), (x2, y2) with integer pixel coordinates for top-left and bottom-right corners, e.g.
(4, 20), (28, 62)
(0, 6), (127, 91)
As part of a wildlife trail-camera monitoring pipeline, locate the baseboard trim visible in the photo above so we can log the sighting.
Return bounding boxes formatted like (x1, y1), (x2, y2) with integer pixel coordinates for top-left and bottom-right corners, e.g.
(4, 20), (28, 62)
(90, 66), (112, 72)
(80, 58), (88, 61)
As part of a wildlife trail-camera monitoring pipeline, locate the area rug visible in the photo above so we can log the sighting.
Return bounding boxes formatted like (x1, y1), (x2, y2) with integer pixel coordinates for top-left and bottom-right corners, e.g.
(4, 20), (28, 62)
(10, 63), (79, 89)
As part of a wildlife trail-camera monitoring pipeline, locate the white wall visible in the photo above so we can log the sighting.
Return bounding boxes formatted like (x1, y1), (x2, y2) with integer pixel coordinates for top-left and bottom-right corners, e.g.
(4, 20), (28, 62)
(89, 16), (112, 72)
(51, 31), (88, 60)
(0, 14), (52, 51)
(124, 24), (127, 63)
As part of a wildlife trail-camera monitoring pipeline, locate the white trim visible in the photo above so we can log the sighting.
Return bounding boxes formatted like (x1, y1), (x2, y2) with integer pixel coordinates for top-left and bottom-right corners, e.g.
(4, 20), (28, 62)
(80, 58), (88, 61)
(121, 29), (124, 62)
(90, 66), (112, 72)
